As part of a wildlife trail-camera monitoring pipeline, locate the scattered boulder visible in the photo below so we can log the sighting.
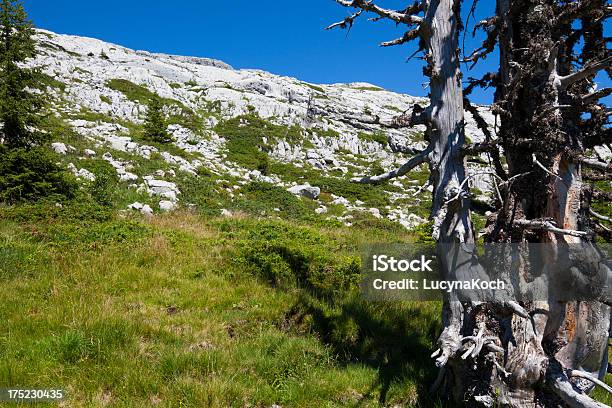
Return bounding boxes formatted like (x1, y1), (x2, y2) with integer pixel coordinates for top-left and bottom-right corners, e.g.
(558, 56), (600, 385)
(331, 195), (350, 207)
(67, 163), (96, 181)
(398, 213), (426, 230)
(103, 152), (138, 182)
(52, 142), (68, 155)
(119, 172), (138, 182)
(369, 208), (382, 219)
(287, 184), (320, 200)
(159, 200), (177, 212)
(128, 202), (153, 216)
(141, 204), (154, 216)
(84, 149), (96, 157)
(144, 178), (180, 202)
(315, 206), (328, 214)
(220, 208), (232, 217)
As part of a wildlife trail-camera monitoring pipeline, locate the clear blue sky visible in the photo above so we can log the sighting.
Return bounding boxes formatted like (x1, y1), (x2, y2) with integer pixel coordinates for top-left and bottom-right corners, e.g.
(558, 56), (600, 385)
(22, 1), (608, 105)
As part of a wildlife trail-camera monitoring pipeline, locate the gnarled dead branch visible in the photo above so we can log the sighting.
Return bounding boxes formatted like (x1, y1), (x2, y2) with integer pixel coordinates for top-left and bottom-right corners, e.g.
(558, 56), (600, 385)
(351, 145), (431, 184)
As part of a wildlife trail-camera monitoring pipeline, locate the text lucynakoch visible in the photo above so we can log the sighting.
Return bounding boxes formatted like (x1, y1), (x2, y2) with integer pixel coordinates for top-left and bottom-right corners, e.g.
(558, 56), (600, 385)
(372, 278), (506, 292)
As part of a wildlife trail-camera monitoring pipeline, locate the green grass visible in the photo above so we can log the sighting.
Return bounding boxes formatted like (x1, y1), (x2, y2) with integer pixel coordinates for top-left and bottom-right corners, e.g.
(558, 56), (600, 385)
(352, 86), (384, 92)
(315, 128), (340, 138)
(106, 79), (201, 132)
(310, 176), (394, 209)
(0, 204), (443, 408)
(214, 114), (306, 173)
(36, 72), (67, 93)
(358, 131), (388, 146)
(304, 83), (325, 94)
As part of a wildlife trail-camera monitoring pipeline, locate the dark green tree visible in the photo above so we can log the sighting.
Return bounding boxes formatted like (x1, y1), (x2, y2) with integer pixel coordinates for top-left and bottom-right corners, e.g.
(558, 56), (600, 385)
(0, 0), (45, 148)
(0, 145), (77, 203)
(143, 96), (171, 144)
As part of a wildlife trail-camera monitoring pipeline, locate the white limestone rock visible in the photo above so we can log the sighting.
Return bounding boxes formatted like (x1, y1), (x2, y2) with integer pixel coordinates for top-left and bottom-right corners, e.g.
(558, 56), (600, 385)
(67, 163), (96, 181)
(287, 184), (320, 200)
(52, 142), (68, 155)
(28, 28), (499, 231)
(128, 202), (153, 216)
(144, 178), (180, 202)
(159, 200), (177, 212)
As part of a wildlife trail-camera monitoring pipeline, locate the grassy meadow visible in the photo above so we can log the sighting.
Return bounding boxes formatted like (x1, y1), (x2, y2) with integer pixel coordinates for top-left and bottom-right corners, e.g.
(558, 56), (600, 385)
(0, 201), (444, 407)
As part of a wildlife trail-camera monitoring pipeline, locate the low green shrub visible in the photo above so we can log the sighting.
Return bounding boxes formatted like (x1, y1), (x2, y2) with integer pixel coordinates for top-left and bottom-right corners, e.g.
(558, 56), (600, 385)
(214, 114), (302, 172)
(310, 176), (390, 208)
(83, 159), (120, 207)
(229, 220), (361, 296)
(175, 174), (227, 217)
(0, 147), (77, 203)
(358, 131), (388, 146)
(233, 182), (311, 220)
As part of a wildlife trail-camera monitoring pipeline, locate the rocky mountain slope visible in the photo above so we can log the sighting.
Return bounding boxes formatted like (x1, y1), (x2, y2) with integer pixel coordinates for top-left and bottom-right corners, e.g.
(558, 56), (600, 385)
(32, 29), (497, 229)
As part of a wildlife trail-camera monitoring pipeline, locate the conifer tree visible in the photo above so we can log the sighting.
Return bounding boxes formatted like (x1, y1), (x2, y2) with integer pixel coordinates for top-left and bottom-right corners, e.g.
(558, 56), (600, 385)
(143, 96), (171, 144)
(0, 0), (44, 148)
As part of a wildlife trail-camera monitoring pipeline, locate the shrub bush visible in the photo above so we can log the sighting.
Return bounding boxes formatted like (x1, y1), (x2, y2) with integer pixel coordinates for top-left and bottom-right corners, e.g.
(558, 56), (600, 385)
(214, 114), (299, 172)
(0, 147), (77, 203)
(232, 220), (361, 296)
(233, 182), (310, 220)
(86, 160), (119, 207)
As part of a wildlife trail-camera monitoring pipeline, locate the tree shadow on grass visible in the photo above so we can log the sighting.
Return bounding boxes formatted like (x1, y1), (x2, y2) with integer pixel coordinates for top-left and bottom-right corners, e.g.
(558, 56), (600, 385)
(293, 291), (446, 407)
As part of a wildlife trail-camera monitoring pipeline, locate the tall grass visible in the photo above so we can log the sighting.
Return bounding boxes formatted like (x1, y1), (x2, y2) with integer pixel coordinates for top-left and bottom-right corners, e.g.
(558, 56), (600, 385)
(0, 206), (444, 407)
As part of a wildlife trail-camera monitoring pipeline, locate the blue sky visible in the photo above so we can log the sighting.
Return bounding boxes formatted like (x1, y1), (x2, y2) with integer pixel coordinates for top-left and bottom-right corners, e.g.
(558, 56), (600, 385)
(22, 1), (607, 105)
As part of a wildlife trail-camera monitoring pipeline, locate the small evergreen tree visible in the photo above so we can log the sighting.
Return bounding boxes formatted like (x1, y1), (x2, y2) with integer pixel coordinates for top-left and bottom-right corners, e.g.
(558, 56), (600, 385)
(0, 145), (77, 203)
(143, 96), (171, 144)
(0, 0), (45, 148)
(0, 1), (76, 203)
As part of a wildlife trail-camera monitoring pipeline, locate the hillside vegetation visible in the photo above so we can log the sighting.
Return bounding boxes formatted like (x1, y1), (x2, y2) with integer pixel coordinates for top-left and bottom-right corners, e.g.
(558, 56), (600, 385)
(1, 200), (446, 407)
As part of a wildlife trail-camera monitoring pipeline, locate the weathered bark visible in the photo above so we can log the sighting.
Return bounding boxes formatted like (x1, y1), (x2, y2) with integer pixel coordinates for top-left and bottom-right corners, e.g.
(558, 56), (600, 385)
(329, 0), (611, 406)
(449, 0), (611, 406)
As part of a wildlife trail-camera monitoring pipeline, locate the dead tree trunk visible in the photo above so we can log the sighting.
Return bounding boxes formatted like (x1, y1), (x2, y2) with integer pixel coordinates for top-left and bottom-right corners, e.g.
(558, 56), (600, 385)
(329, 0), (611, 406)
(484, 1), (611, 406)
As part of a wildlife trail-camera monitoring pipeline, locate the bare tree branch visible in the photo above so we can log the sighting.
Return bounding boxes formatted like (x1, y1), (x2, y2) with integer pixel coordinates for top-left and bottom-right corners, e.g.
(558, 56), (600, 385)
(579, 156), (611, 172)
(592, 189), (612, 201)
(533, 154), (564, 182)
(584, 171), (612, 181)
(569, 369), (612, 394)
(351, 145), (431, 184)
(380, 28), (420, 47)
(559, 56), (612, 89)
(513, 219), (589, 238)
(590, 208), (611, 223)
(582, 87), (612, 104)
(461, 140), (499, 156)
(464, 72), (497, 96)
(463, 19), (499, 68)
(331, 0), (423, 26)
(325, 9), (363, 31)
(549, 370), (610, 408)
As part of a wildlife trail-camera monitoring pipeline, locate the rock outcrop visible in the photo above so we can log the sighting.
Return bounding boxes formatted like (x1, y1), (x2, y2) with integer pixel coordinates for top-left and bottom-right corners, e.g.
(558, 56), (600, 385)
(30, 29), (504, 227)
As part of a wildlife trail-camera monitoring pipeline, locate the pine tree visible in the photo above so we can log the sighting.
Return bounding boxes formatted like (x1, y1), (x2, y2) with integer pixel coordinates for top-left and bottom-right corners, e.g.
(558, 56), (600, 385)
(0, 0), (44, 148)
(143, 96), (171, 144)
